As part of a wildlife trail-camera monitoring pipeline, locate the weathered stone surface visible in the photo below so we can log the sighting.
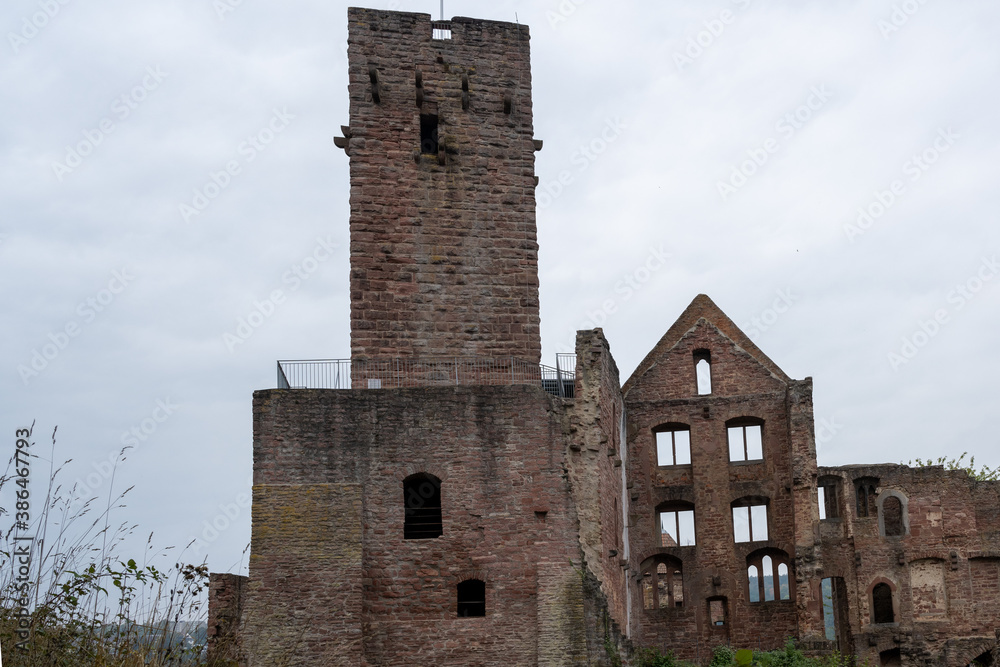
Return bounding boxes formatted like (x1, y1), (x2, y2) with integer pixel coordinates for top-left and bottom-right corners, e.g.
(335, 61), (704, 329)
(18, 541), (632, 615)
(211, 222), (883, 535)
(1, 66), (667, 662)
(345, 8), (541, 363)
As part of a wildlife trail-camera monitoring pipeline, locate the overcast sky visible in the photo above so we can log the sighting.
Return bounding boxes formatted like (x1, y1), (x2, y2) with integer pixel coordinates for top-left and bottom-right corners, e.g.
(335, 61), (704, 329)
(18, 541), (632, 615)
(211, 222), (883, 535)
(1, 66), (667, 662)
(2, 0), (998, 577)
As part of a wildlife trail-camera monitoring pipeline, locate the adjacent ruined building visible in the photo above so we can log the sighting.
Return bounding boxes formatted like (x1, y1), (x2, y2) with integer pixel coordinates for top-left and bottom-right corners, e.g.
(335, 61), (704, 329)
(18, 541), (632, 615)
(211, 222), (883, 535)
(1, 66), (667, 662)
(206, 8), (1000, 666)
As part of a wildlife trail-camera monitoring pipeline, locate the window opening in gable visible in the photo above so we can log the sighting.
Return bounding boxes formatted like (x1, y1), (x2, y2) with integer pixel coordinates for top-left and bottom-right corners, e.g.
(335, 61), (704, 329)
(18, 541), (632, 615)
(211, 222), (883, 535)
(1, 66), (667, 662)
(655, 425), (691, 466)
(457, 578), (485, 617)
(694, 349), (712, 395)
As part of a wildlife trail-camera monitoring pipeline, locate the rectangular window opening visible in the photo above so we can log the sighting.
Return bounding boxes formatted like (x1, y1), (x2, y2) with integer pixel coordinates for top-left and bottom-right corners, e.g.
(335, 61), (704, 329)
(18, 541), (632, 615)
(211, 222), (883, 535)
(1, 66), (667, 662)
(656, 429), (691, 466)
(432, 22), (452, 40)
(709, 599), (726, 626)
(821, 578), (836, 641)
(728, 423), (764, 462)
(733, 503), (768, 543)
(660, 509), (696, 546)
(420, 113), (439, 155)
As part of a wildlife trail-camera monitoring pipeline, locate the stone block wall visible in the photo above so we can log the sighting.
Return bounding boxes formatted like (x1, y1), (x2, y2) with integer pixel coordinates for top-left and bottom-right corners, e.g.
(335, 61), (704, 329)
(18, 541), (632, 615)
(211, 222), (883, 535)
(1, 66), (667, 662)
(344, 8), (541, 362)
(243, 384), (603, 666)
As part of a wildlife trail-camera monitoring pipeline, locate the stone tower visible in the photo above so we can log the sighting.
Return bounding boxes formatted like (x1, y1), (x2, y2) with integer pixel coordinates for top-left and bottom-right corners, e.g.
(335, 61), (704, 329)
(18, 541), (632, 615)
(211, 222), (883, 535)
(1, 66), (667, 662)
(338, 8), (542, 363)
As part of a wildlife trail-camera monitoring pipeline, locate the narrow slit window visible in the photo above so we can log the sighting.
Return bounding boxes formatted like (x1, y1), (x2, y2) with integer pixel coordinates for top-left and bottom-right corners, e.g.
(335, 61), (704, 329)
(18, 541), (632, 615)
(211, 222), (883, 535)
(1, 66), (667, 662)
(818, 487), (827, 520)
(762, 555), (775, 601)
(655, 426), (691, 466)
(778, 563), (790, 600)
(403, 473), (442, 539)
(821, 578), (836, 640)
(420, 113), (439, 155)
(656, 563), (670, 610)
(748, 565), (760, 603)
(672, 569), (684, 606)
(457, 579), (485, 617)
(694, 350), (712, 395)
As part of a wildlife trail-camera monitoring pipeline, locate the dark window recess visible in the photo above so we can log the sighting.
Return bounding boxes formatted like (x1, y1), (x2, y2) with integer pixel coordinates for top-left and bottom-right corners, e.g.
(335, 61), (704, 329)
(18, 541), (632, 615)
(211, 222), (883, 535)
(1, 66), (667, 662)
(855, 480), (877, 518)
(457, 579), (486, 617)
(403, 473), (442, 539)
(883, 496), (904, 536)
(879, 648), (901, 666)
(872, 583), (894, 624)
(420, 114), (439, 155)
(819, 480), (840, 519)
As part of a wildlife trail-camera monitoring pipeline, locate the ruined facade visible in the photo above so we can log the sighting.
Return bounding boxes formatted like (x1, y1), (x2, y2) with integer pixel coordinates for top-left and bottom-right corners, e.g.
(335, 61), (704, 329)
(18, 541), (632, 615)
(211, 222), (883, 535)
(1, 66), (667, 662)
(206, 8), (1000, 666)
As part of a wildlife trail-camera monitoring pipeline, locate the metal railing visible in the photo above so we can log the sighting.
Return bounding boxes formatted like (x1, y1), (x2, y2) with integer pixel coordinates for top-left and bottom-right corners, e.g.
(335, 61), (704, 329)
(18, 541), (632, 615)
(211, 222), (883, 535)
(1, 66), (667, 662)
(277, 355), (576, 397)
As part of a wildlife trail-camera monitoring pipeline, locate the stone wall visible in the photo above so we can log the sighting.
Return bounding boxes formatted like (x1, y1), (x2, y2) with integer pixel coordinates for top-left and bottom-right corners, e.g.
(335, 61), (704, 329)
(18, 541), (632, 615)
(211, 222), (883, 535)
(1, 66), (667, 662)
(243, 384), (598, 665)
(344, 8), (541, 362)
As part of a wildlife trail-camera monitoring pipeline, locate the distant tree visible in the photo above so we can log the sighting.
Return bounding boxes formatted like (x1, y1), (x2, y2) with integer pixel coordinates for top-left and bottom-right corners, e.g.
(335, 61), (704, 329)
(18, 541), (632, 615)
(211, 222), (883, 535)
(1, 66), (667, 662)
(906, 452), (1000, 481)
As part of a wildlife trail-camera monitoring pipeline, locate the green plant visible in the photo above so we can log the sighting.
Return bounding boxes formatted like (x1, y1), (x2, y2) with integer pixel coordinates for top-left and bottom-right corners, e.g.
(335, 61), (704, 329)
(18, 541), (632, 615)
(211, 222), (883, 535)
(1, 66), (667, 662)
(0, 424), (211, 666)
(906, 452), (1000, 481)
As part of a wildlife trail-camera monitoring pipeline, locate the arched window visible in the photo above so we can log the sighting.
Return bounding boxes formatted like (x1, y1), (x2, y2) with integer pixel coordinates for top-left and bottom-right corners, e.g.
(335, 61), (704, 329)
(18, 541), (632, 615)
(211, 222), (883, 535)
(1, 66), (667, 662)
(882, 495), (905, 537)
(747, 565), (760, 603)
(747, 549), (791, 602)
(457, 578), (485, 617)
(640, 557), (683, 610)
(654, 424), (691, 466)
(732, 498), (769, 543)
(658, 502), (696, 547)
(727, 418), (764, 462)
(403, 473), (442, 539)
(694, 349), (712, 395)
(855, 478), (878, 518)
(872, 583), (894, 624)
